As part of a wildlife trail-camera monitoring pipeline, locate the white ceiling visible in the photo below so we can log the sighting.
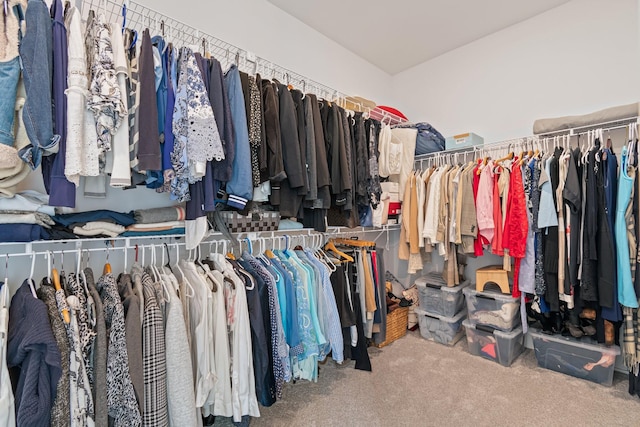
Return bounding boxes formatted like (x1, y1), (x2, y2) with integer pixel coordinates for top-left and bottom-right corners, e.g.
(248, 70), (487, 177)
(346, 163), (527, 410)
(267, 0), (571, 75)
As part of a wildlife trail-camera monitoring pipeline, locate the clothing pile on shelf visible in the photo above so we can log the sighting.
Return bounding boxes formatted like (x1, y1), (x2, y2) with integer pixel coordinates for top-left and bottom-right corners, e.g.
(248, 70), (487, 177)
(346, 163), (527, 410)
(2, 239), (386, 426)
(0, 0), (412, 245)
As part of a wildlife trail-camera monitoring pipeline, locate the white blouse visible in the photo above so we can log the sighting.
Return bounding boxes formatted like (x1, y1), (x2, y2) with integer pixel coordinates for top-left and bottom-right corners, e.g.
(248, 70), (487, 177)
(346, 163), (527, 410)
(64, 7), (100, 185)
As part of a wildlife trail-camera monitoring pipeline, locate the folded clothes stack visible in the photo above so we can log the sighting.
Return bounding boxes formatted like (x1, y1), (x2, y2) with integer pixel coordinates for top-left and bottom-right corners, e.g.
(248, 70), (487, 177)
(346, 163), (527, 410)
(0, 198), (188, 242)
(125, 207), (186, 236)
(51, 209), (136, 239)
(0, 191), (58, 242)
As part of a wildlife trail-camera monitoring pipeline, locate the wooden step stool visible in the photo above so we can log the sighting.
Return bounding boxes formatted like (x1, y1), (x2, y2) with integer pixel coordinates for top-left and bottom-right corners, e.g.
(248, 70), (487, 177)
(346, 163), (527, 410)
(475, 266), (510, 294)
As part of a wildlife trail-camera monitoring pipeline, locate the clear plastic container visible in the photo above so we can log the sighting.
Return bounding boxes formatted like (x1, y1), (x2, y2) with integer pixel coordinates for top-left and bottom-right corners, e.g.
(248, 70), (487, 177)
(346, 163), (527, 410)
(529, 329), (621, 386)
(415, 275), (470, 317)
(463, 320), (523, 367)
(415, 307), (466, 346)
(463, 287), (521, 331)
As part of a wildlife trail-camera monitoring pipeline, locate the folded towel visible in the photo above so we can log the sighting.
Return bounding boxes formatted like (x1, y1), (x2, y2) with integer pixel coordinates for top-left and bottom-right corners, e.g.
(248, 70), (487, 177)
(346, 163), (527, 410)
(134, 206), (186, 224)
(121, 228), (185, 237)
(73, 221), (126, 238)
(127, 221), (184, 231)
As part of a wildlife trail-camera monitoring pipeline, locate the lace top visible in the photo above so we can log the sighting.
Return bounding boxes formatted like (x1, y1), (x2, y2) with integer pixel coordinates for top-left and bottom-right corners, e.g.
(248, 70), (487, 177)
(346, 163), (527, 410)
(64, 7), (100, 185)
(175, 48), (225, 182)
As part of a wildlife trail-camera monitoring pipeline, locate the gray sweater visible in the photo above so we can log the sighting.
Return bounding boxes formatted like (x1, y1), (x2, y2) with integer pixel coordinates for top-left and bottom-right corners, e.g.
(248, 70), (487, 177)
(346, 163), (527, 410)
(85, 268), (109, 427)
(37, 281), (70, 427)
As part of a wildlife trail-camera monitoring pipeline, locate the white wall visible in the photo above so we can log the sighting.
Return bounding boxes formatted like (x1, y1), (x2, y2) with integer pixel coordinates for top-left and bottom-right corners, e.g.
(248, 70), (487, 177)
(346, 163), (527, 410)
(392, 0), (640, 143)
(135, 0), (392, 102)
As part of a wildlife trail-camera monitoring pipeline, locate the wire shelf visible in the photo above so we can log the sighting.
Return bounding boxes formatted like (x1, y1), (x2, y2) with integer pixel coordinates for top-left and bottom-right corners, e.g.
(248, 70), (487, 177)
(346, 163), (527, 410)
(80, 0), (407, 126)
(413, 117), (640, 168)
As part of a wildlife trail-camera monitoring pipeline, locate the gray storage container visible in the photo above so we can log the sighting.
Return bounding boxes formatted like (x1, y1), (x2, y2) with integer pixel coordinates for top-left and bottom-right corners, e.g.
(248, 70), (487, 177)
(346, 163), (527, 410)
(415, 307), (466, 346)
(415, 275), (470, 317)
(529, 329), (620, 386)
(463, 320), (523, 367)
(463, 287), (520, 331)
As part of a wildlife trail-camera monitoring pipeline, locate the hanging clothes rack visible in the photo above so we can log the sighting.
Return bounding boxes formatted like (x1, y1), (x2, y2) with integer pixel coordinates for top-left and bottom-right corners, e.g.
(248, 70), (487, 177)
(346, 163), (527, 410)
(413, 118), (640, 170)
(537, 116), (639, 138)
(80, 0), (407, 125)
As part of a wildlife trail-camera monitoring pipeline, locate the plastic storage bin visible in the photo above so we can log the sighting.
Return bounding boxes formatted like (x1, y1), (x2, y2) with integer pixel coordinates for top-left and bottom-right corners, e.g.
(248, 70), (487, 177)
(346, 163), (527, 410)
(529, 329), (621, 386)
(463, 287), (520, 331)
(463, 320), (523, 367)
(416, 275), (470, 317)
(445, 132), (484, 150)
(415, 307), (466, 346)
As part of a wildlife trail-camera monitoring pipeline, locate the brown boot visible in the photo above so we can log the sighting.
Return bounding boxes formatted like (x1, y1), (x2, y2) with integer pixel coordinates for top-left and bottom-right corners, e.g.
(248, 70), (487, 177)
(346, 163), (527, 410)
(604, 320), (614, 346)
(580, 308), (597, 320)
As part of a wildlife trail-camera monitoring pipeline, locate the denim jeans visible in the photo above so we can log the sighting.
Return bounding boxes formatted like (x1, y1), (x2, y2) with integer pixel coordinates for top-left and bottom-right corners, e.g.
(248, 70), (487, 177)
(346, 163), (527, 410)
(17, 0), (59, 169)
(0, 56), (21, 146)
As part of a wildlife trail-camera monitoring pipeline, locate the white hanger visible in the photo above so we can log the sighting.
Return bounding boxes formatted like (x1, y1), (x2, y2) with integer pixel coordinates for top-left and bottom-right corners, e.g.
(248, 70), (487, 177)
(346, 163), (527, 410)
(173, 243), (194, 297)
(149, 245), (160, 283)
(28, 252), (37, 298)
(3, 254), (8, 296)
(152, 245), (171, 302)
(46, 250), (52, 281)
(1, 254), (8, 307)
(77, 249), (91, 301)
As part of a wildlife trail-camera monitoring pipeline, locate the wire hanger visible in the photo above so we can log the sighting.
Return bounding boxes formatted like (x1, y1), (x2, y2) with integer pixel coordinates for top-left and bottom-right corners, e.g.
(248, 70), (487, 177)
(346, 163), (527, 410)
(163, 243), (173, 273)
(103, 241), (112, 274)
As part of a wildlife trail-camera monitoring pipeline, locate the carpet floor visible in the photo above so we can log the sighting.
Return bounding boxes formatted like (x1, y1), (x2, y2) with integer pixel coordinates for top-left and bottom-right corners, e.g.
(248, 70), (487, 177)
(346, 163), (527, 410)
(252, 330), (640, 427)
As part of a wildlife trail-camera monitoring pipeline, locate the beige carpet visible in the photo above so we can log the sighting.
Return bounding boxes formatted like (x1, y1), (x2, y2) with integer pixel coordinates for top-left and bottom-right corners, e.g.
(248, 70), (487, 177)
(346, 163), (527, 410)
(253, 330), (640, 427)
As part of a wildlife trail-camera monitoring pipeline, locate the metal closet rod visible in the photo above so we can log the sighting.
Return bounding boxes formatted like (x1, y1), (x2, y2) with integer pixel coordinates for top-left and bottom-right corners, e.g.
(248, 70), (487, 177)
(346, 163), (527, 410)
(537, 116), (639, 138)
(2, 241), (202, 260)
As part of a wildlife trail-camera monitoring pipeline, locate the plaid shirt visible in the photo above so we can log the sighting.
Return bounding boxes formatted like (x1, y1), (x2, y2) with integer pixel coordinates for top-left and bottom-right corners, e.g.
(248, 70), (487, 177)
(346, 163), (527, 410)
(142, 272), (169, 427)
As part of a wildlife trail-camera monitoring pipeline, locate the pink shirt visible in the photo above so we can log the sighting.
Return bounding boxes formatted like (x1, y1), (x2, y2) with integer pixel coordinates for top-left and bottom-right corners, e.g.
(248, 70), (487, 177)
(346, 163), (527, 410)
(475, 162), (495, 244)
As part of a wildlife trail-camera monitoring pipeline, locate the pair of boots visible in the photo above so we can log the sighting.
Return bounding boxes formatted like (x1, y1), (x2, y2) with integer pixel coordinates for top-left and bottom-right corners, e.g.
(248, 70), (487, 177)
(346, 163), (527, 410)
(567, 308), (615, 346)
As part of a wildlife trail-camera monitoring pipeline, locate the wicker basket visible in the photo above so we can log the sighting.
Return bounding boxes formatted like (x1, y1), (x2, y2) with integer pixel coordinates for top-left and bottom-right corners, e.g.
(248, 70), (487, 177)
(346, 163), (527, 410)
(374, 306), (409, 348)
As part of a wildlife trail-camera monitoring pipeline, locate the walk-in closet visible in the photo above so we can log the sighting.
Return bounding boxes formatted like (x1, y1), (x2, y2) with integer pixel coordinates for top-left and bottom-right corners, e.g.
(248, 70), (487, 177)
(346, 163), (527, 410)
(0, 0), (638, 425)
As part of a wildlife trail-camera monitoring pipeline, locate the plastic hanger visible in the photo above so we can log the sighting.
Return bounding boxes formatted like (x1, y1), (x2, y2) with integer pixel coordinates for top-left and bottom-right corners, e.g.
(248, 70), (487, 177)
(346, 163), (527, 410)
(324, 240), (354, 262)
(51, 251), (70, 324)
(28, 252), (37, 298)
(173, 243), (194, 297)
(121, 0), (128, 33)
(152, 245), (171, 302)
(148, 245), (159, 283)
(2, 254), (8, 296)
(77, 249), (90, 300)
